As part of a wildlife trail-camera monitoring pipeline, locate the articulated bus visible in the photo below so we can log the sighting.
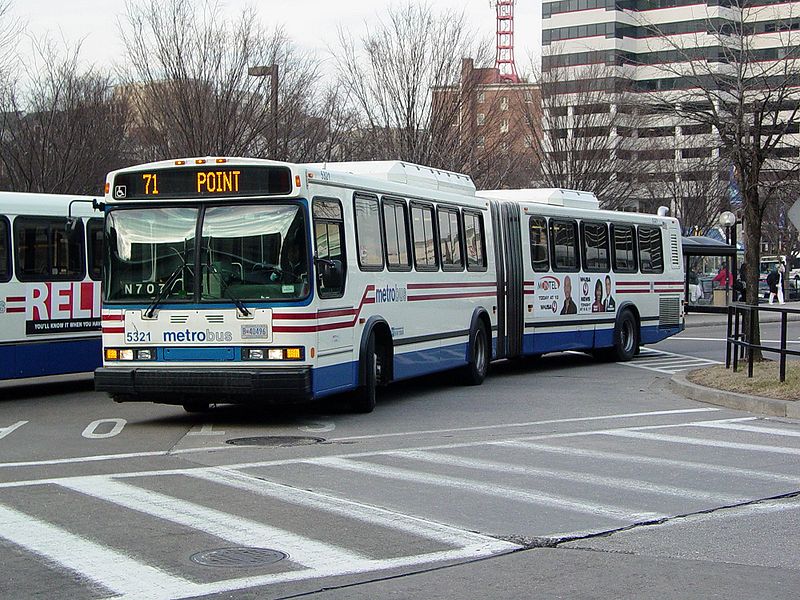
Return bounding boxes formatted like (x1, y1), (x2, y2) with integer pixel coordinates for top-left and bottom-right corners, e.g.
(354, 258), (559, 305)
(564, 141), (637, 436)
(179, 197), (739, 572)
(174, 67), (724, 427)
(0, 192), (103, 383)
(95, 158), (684, 412)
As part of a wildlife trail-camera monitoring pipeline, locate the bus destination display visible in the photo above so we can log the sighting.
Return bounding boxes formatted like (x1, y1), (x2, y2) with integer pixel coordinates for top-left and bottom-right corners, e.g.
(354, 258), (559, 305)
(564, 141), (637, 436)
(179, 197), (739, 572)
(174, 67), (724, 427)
(112, 166), (292, 200)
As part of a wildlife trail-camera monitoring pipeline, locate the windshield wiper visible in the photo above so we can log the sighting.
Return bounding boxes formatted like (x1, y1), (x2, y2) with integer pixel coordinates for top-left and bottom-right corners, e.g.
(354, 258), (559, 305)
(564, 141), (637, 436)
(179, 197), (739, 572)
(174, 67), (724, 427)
(144, 250), (189, 318)
(206, 260), (251, 317)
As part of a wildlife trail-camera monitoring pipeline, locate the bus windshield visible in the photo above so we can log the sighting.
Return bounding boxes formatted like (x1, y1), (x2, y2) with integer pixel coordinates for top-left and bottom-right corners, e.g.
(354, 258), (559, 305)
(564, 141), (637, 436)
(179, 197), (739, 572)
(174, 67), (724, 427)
(104, 204), (309, 304)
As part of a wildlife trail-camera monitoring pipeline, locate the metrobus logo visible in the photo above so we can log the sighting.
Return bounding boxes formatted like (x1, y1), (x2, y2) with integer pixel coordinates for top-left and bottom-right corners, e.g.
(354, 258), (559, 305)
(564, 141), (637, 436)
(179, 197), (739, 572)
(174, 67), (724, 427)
(163, 329), (233, 343)
(374, 284), (407, 303)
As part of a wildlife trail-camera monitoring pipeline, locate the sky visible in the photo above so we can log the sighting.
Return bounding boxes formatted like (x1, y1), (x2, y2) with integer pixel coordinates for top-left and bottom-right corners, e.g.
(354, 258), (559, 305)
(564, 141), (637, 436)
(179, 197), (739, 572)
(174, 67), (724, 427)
(13, 1), (542, 76)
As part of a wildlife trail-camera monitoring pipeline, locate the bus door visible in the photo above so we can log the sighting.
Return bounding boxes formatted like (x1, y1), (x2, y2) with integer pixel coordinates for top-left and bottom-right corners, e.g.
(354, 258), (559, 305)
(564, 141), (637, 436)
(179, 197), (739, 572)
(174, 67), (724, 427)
(311, 198), (353, 392)
(490, 200), (523, 359)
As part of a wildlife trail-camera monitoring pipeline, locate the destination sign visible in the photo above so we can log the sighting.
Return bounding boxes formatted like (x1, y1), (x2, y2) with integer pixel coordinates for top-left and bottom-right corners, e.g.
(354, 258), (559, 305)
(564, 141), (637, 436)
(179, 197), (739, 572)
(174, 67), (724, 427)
(112, 166), (292, 200)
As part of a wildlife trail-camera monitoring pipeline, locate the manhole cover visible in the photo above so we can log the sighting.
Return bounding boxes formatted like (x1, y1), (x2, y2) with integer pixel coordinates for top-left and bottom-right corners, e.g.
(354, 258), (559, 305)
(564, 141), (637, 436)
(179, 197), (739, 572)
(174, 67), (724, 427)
(190, 547), (287, 567)
(225, 435), (324, 447)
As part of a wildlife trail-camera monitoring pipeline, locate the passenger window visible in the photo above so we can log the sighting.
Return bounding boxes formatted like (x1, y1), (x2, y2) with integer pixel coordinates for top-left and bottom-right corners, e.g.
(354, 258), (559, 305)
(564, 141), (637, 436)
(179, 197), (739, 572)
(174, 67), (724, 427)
(87, 218), (104, 281)
(382, 198), (411, 270)
(411, 202), (438, 270)
(638, 226), (664, 273)
(313, 198), (346, 298)
(612, 224), (637, 273)
(581, 222), (609, 272)
(550, 219), (579, 272)
(529, 216), (549, 272)
(437, 207), (463, 270)
(0, 218), (9, 282)
(353, 193), (383, 270)
(463, 211), (487, 271)
(14, 216), (85, 281)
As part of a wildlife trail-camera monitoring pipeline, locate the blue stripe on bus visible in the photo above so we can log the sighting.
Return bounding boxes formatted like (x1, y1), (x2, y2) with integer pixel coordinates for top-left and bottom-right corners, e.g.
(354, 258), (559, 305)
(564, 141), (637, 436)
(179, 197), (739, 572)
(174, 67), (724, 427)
(0, 338), (102, 380)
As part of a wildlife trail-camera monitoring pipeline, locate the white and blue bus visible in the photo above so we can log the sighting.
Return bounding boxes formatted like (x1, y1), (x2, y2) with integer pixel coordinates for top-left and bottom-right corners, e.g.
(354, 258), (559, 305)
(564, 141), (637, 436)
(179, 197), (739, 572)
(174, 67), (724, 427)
(0, 192), (102, 383)
(95, 158), (684, 412)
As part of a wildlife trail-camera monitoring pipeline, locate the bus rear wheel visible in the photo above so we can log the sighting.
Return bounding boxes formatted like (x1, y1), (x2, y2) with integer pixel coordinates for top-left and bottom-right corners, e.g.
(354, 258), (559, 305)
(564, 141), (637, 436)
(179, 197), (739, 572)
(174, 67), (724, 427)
(607, 309), (639, 362)
(463, 323), (489, 385)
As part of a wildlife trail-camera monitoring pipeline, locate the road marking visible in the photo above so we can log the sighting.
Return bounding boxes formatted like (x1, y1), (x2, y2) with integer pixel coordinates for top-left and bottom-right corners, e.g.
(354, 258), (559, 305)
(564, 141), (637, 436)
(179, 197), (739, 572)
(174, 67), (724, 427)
(0, 408), (721, 470)
(690, 421), (800, 438)
(0, 502), (197, 599)
(619, 349), (722, 374)
(0, 417), (756, 489)
(186, 424), (225, 436)
(606, 430), (800, 456)
(677, 336), (800, 344)
(0, 420), (27, 440)
(190, 468), (512, 548)
(58, 476), (371, 572)
(394, 450), (746, 504)
(312, 457), (665, 522)
(501, 440), (800, 484)
(82, 418), (127, 439)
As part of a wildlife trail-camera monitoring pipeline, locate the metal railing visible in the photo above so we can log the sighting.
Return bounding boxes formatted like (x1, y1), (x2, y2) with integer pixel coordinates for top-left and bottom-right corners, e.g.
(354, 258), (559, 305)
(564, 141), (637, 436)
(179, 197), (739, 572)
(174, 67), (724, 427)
(726, 303), (800, 382)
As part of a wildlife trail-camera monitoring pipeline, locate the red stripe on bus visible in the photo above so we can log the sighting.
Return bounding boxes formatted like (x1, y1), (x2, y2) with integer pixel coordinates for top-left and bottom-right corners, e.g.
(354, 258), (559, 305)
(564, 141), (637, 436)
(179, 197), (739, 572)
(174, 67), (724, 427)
(407, 282), (495, 290)
(102, 314), (124, 321)
(5, 307), (24, 313)
(6, 296), (24, 303)
(102, 327), (125, 333)
(408, 292), (497, 301)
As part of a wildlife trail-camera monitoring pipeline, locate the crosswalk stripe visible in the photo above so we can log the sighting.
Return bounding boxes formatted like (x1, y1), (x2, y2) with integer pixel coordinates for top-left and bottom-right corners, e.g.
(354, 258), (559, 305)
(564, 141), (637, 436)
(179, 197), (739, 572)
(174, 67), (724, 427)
(393, 450), (745, 504)
(605, 430), (800, 456)
(58, 476), (370, 572)
(499, 440), (800, 483)
(620, 349), (722, 373)
(188, 468), (513, 550)
(0, 502), (197, 599)
(311, 457), (665, 523)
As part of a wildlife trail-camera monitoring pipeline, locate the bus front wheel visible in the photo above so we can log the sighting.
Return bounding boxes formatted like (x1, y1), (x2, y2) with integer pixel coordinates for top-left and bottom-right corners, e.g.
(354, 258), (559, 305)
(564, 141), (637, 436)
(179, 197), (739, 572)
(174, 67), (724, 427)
(351, 335), (379, 413)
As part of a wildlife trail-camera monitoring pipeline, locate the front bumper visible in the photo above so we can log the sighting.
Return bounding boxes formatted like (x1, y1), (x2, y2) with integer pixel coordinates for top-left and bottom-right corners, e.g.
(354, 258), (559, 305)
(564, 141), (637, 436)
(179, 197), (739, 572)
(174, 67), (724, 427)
(95, 366), (313, 403)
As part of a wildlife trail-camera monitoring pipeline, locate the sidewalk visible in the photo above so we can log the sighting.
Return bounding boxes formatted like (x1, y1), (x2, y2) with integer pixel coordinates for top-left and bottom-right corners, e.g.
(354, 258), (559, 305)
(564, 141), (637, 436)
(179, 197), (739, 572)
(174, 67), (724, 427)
(684, 299), (800, 328)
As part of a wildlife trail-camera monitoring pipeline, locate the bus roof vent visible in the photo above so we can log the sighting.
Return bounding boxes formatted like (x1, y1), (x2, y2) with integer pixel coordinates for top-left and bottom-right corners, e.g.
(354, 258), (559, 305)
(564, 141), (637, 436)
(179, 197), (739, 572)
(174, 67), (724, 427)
(477, 188), (600, 210)
(312, 161), (476, 195)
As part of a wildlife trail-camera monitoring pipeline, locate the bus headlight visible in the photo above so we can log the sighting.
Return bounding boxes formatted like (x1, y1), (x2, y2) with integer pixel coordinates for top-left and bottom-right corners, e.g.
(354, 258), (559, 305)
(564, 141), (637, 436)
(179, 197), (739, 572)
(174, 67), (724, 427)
(243, 347), (304, 361)
(104, 348), (156, 361)
(119, 349), (134, 361)
(136, 349), (154, 360)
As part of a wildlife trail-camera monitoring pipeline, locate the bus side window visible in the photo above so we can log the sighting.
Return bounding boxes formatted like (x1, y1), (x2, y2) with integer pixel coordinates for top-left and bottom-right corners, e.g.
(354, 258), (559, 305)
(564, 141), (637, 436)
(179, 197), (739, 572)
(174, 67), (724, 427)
(382, 197), (411, 271)
(529, 216), (549, 272)
(638, 226), (664, 274)
(14, 216), (85, 282)
(0, 217), (10, 282)
(353, 193), (384, 271)
(437, 206), (463, 271)
(581, 222), (609, 273)
(313, 198), (346, 298)
(550, 219), (579, 272)
(87, 218), (104, 281)
(410, 202), (438, 271)
(612, 224), (637, 273)
(464, 210), (487, 271)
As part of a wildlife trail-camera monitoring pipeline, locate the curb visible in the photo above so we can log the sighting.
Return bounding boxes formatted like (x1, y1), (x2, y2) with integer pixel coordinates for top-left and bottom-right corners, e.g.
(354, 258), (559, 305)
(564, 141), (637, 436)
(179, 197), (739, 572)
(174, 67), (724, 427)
(670, 369), (800, 419)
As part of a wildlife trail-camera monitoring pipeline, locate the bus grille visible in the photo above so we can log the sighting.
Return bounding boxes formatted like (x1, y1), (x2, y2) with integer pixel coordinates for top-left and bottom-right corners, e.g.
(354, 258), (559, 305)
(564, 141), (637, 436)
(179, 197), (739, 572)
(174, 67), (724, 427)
(670, 233), (680, 269)
(659, 296), (681, 328)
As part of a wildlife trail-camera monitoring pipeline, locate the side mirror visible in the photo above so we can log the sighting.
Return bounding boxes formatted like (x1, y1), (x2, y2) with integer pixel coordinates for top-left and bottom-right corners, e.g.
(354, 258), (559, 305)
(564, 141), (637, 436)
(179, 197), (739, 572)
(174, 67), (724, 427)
(317, 258), (344, 290)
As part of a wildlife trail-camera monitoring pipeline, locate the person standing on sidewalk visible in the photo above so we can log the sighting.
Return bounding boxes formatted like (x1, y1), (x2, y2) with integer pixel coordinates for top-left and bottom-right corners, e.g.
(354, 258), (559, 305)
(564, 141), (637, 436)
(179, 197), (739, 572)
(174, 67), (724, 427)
(777, 262), (786, 304)
(767, 265), (785, 304)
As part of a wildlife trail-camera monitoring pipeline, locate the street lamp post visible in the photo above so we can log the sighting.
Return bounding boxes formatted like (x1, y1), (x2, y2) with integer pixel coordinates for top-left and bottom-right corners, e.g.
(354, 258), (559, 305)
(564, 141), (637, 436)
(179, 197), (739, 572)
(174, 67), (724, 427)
(248, 64), (279, 158)
(720, 210), (737, 301)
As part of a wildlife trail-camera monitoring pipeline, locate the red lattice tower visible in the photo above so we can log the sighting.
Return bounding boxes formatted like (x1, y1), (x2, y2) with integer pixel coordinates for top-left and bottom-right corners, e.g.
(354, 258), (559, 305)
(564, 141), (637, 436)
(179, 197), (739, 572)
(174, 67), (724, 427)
(495, 0), (519, 83)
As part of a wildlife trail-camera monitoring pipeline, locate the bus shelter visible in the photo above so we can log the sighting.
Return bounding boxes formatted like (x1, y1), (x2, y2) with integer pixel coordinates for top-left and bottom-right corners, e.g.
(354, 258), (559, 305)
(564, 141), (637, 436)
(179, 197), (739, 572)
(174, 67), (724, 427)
(682, 236), (739, 313)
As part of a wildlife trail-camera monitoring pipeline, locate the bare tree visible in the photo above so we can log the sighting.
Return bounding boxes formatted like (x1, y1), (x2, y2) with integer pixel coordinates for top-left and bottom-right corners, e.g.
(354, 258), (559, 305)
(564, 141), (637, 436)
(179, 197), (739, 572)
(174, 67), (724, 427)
(0, 0), (20, 79)
(637, 0), (800, 357)
(528, 62), (655, 209)
(0, 39), (129, 194)
(118, 0), (325, 161)
(333, 3), (499, 172)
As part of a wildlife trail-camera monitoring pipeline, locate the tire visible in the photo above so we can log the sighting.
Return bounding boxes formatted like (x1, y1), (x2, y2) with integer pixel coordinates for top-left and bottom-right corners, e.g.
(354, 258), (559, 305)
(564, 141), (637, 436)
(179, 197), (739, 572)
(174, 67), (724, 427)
(351, 334), (378, 413)
(463, 323), (490, 385)
(610, 309), (639, 362)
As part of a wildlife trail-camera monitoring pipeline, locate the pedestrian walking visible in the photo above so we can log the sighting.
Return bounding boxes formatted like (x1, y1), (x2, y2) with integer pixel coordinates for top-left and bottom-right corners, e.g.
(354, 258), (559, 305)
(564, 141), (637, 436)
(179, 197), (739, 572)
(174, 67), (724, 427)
(766, 264), (785, 304)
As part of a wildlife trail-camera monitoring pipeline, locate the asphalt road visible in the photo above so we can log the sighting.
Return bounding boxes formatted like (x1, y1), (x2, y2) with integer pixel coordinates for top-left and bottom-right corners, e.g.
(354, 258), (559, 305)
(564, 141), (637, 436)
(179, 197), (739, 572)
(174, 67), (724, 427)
(1, 325), (799, 599)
